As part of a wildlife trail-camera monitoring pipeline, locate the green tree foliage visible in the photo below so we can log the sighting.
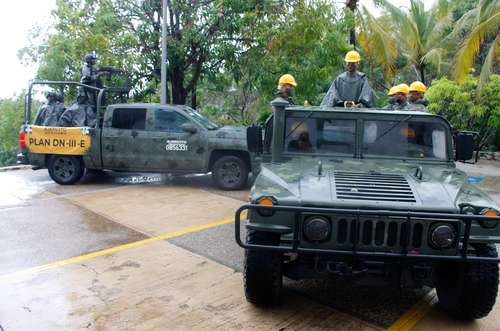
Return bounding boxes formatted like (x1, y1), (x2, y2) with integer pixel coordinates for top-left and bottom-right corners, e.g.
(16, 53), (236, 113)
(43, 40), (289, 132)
(427, 75), (500, 149)
(449, 0), (499, 93)
(199, 0), (349, 124)
(21, 0), (308, 108)
(372, 0), (452, 85)
(0, 96), (28, 166)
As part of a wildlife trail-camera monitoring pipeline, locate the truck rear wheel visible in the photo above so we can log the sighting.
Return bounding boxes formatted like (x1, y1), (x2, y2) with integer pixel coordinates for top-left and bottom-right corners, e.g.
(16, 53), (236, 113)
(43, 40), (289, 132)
(436, 244), (499, 320)
(48, 155), (85, 185)
(244, 230), (283, 305)
(212, 155), (248, 190)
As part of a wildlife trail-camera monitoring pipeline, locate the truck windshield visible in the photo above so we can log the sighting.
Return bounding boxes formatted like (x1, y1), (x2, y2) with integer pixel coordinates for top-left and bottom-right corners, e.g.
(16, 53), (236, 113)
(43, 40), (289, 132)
(182, 107), (219, 130)
(363, 120), (447, 160)
(284, 116), (356, 155)
(283, 113), (448, 160)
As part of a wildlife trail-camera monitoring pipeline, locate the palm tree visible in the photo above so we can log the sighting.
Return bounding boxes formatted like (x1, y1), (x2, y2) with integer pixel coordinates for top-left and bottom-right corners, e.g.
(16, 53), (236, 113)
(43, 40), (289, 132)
(450, 0), (500, 93)
(358, 6), (398, 84)
(372, 0), (452, 85)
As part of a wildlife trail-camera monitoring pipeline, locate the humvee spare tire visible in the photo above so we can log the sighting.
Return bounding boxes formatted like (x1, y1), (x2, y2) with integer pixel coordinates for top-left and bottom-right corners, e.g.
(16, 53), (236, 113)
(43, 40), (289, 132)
(212, 155), (248, 190)
(244, 230), (283, 305)
(436, 244), (499, 320)
(48, 155), (85, 185)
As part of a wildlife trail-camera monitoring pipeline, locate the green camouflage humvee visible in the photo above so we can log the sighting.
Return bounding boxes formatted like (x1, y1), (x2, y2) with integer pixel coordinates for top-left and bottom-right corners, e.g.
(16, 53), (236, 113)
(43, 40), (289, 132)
(236, 97), (500, 319)
(18, 81), (254, 190)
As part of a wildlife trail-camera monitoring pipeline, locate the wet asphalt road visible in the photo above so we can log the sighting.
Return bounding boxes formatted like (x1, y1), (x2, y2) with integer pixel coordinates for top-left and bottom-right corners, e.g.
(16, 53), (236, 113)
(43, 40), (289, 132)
(1, 162), (500, 329)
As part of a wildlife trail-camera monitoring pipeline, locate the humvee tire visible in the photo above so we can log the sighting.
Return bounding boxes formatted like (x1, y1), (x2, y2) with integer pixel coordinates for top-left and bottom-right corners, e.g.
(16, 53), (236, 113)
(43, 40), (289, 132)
(436, 244), (499, 320)
(212, 155), (248, 190)
(244, 230), (283, 305)
(48, 155), (85, 185)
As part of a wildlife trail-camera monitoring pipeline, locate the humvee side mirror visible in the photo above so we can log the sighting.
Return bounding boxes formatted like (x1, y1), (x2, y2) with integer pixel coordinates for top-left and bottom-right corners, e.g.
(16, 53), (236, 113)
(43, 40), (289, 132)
(247, 125), (263, 153)
(454, 131), (477, 163)
(181, 123), (198, 134)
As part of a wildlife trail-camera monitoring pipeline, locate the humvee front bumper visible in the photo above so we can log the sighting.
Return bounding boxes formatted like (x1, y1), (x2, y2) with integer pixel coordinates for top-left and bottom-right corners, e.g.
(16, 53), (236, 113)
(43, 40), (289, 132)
(235, 204), (500, 263)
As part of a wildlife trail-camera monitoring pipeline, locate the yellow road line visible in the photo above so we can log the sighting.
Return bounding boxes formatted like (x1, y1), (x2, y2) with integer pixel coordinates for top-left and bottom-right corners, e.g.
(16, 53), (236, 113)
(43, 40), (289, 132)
(387, 290), (437, 331)
(0, 215), (239, 283)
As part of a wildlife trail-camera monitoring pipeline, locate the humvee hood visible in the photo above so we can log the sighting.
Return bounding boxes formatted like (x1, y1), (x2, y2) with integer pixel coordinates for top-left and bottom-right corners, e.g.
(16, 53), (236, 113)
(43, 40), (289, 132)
(252, 158), (499, 213)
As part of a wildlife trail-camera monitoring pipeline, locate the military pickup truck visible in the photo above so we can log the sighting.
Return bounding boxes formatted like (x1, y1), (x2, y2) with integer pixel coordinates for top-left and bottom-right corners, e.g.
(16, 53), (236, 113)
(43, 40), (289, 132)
(236, 98), (500, 320)
(18, 81), (253, 190)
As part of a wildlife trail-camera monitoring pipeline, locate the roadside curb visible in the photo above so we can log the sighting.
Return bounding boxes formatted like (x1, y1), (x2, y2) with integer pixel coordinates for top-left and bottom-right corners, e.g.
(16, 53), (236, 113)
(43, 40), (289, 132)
(0, 165), (32, 172)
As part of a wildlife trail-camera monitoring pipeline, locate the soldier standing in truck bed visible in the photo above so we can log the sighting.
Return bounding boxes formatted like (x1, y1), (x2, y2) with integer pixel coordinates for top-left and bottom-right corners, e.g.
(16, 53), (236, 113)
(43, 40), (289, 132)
(320, 50), (374, 109)
(58, 91), (96, 127)
(34, 92), (66, 126)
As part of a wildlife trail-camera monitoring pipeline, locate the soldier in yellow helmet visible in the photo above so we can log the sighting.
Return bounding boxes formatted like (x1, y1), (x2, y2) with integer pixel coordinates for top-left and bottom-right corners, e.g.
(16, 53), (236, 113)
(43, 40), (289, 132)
(321, 50), (374, 109)
(407, 81), (429, 112)
(384, 84), (409, 110)
(276, 74), (297, 105)
(383, 86), (399, 110)
(264, 74), (298, 152)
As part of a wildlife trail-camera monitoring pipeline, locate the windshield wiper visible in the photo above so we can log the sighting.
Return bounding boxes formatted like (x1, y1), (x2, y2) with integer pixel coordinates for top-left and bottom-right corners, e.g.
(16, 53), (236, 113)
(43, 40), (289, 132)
(285, 111), (315, 140)
(374, 115), (413, 143)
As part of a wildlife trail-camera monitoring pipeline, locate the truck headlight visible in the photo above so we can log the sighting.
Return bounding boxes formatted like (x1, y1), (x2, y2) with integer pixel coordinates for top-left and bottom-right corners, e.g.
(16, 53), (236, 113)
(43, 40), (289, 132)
(429, 223), (456, 249)
(256, 196), (276, 217)
(479, 209), (499, 229)
(303, 216), (330, 242)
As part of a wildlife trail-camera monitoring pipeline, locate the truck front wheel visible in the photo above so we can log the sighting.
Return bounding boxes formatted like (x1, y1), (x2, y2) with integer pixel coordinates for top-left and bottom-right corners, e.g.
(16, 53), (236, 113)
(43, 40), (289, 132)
(436, 244), (499, 320)
(244, 230), (283, 305)
(212, 155), (248, 190)
(48, 155), (85, 185)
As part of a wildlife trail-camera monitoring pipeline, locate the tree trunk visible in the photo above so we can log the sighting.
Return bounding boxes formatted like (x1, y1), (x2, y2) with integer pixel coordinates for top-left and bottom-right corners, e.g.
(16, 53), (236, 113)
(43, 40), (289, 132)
(418, 64), (425, 85)
(346, 0), (358, 46)
(191, 90), (197, 109)
(170, 64), (186, 105)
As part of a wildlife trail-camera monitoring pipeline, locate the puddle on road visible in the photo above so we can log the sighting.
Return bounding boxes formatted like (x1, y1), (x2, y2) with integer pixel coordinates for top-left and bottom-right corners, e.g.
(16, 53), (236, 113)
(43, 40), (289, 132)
(0, 173), (52, 207)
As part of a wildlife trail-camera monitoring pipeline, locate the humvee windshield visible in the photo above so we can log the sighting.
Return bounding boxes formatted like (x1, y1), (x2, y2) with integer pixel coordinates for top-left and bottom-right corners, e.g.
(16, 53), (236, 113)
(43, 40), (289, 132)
(284, 113), (447, 160)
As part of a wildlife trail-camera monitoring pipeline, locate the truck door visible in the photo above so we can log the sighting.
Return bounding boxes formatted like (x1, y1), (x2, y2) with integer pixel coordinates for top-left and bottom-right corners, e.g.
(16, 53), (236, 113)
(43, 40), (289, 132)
(101, 107), (151, 170)
(148, 108), (207, 172)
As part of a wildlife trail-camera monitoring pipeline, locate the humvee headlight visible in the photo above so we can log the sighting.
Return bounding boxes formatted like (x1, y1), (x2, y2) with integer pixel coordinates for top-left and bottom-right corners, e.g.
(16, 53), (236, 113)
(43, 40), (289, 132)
(256, 197), (276, 217)
(479, 209), (499, 229)
(429, 224), (456, 249)
(303, 216), (331, 242)
(461, 206), (476, 215)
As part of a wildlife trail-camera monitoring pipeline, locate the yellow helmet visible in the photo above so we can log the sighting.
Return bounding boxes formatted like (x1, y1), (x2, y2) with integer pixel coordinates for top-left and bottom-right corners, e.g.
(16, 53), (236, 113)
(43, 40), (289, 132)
(278, 74), (297, 89)
(344, 50), (361, 62)
(397, 83), (410, 95)
(409, 81), (427, 93)
(388, 86), (399, 96)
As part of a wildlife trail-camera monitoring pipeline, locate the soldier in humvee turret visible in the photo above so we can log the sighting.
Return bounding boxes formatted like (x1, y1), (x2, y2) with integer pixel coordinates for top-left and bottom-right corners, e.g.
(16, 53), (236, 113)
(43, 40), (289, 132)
(321, 50), (374, 109)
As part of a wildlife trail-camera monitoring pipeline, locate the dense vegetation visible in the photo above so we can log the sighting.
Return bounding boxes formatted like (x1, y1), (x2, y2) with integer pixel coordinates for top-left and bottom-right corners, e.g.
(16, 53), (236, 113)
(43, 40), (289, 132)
(0, 0), (498, 166)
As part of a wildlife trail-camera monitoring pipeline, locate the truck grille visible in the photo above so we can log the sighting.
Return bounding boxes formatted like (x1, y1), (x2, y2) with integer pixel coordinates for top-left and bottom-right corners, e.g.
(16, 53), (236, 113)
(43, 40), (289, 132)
(334, 171), (416, 203)
(336, 217), (424, 248)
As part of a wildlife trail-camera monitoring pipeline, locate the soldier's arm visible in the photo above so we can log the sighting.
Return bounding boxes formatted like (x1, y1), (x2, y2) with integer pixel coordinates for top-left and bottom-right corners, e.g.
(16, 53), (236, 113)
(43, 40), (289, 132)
(320, 79), (341, 107)
(358, 76), (375, 108)
(57, 109), (73, 127)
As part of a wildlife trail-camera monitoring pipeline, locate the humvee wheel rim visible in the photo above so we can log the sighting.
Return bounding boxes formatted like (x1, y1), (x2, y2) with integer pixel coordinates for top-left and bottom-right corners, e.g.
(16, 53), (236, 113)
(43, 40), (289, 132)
(220, 161), (241, 185)
(53, 157), (75, 180)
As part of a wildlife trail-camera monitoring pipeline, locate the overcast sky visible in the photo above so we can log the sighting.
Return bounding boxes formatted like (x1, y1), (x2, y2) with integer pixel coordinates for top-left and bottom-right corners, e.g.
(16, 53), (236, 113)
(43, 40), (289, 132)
(0, 0), (437, 99)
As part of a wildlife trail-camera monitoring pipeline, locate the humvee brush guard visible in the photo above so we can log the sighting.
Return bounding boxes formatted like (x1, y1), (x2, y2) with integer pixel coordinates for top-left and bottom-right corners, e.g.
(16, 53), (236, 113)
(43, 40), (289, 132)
(236, 97), (500, 320)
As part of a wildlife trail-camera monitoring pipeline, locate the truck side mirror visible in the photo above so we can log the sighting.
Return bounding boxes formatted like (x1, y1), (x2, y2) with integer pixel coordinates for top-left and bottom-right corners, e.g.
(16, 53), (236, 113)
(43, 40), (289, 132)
(454, 131), (477, 163)
(181, 123), (198, 134)
(247, 125), (263, 153)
